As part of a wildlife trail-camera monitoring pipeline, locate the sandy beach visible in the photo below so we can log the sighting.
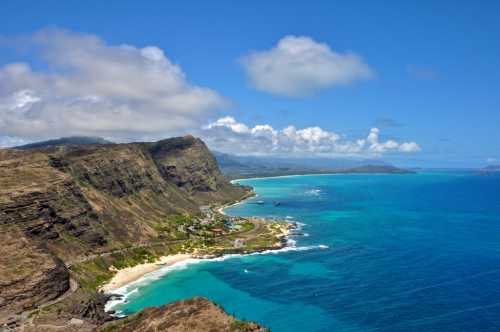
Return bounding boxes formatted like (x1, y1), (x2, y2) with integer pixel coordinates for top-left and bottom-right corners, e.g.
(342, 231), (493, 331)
(217, 193), (256, 215)
(100, 254), (192, 293)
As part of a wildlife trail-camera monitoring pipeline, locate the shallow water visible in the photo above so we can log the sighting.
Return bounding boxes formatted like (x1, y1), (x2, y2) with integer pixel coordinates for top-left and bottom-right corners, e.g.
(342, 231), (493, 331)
(110, 172), (500, 331)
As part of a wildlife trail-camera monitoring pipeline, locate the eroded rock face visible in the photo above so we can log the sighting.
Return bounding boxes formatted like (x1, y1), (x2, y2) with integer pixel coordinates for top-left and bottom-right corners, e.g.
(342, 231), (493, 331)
(0, 150), (109, 262)
(100, 297), (268, 332)
(148, 136), (222, 192)
(0, 228), (69, 319)
(147, 136), (250, 204)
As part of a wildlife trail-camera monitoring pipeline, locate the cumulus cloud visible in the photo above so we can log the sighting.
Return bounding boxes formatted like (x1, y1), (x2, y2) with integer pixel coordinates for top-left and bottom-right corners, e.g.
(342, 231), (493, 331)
(0, 28), (226, 142)
(202, 116), (420, 157)
(240, 35), (373, 97)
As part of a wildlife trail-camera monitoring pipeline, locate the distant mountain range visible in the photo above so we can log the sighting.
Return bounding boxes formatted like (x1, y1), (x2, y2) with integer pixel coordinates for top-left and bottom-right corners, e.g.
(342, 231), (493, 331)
(480, 165), (500, 174)
(14, 136), (113, 150)
(213, 151), (412, 179)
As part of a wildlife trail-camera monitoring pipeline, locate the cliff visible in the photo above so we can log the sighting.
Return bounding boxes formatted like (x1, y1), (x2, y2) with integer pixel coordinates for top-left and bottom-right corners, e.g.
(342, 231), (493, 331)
(0, 136), (249, 327)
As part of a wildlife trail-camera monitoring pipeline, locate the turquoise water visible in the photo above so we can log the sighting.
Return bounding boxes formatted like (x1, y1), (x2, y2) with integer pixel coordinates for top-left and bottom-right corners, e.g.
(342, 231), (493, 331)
(110, 172), (500, 331)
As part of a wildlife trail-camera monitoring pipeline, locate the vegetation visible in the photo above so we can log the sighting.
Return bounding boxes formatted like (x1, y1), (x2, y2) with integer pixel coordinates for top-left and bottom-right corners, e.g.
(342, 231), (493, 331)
(230, 320), (263, 331)
(70, 244), (185, 290)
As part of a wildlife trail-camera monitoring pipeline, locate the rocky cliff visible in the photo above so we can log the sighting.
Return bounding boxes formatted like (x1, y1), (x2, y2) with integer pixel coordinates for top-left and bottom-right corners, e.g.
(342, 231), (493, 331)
(0, 136), (249, 327)
(100, 297), (268, 332)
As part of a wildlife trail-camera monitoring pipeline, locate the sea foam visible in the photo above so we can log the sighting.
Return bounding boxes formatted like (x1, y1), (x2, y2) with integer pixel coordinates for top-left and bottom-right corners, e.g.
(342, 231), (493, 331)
(105, 239), (329, 313)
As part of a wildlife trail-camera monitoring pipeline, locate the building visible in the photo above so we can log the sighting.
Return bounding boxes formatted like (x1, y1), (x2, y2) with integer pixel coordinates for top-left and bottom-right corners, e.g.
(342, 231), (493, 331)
(233, 238), (245, 248)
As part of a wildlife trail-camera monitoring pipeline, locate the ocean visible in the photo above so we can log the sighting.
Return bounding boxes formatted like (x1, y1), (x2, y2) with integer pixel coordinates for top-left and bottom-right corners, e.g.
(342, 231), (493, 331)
(108, 172), (500, 332)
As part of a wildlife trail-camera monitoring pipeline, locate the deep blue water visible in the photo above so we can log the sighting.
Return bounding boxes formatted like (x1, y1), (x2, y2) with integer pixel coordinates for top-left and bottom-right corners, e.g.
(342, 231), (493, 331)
(110, 172), (500, 331)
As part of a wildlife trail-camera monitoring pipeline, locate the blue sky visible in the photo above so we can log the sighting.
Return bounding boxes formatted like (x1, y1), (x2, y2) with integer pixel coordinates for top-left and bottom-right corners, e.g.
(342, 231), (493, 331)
(1, 0), (499, 167)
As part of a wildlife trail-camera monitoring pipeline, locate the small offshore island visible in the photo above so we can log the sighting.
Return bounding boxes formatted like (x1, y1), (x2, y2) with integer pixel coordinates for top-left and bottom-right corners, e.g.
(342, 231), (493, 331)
(0, 135), (294, 332)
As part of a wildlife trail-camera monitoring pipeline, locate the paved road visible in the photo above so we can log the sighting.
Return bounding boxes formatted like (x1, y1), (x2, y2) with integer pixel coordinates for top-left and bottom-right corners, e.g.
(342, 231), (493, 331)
(64, 240), (186, 268)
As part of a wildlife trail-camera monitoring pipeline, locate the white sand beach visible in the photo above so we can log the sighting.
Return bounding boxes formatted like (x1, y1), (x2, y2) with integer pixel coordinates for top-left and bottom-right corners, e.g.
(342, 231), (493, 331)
(100, 254), (192, 293)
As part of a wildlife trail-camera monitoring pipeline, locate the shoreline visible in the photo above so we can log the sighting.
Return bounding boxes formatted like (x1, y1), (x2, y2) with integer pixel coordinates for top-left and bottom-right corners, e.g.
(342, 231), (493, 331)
(100, 254), (192, 293)
(101, 193), (261, 294)
(230, 171), (414, 183)
(102, 191), (300, 313)
(216, 193), (256, 215)
(230, 172), (343, 183)
(100, 223), (326, 315)
(214, 188), (259, 216)
(102, 233), (326, 315)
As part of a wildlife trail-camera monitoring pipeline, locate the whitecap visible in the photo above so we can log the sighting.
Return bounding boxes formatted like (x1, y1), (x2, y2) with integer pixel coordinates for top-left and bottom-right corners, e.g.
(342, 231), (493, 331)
(305, 189), (321, 196)
(105, 240), (329, 313)
(104, 287), (138, 313)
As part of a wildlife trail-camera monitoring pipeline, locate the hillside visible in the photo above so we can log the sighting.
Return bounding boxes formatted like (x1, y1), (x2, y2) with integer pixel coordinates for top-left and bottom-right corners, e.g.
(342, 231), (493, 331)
(0, 136), (253, 330)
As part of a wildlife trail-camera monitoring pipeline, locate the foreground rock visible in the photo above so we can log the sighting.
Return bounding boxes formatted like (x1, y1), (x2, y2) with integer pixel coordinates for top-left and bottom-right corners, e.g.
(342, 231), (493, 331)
(100, 297), (268, 332)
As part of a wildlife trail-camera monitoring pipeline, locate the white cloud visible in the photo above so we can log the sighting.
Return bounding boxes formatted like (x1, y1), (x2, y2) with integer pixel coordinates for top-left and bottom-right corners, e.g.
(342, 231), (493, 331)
(486, 157), (497, 164)
(0, 28), (226, 141)
(202, 116), (420, 157)
(398, 142), (421, 153)
(240, 35), (373, 97)
(204, 116), (250, 134)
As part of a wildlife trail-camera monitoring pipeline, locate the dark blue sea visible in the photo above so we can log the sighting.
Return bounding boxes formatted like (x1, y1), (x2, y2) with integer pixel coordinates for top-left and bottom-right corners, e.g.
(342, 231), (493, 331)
(109, 172), (500, 331)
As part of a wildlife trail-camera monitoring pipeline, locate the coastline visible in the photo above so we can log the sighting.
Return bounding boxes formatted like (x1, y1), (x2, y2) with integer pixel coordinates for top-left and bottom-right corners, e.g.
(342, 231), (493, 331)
(215, 188), (259, 216)
(216, 193), (255, 215)
(101, 193), (259, 295)
(102, 190), (300, 313)
(101, 230), (295, 296)
(230, 170), (413, 183)
(230, 172), (342, 183)
(100, 254), (192, 293)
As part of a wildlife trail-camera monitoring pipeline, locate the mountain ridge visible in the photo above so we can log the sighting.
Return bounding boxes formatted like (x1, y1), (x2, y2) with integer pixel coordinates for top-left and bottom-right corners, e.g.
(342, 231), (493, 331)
(213, 151), (412, 179)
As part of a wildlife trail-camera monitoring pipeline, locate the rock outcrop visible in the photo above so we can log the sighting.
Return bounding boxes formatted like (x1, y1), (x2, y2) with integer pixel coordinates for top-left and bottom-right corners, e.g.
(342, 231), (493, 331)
(100, 297), (268, 332)
(0, 228), (69, 317)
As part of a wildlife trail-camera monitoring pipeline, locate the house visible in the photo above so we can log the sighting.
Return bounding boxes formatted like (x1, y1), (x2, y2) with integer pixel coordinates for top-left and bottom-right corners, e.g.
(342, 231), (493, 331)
(233, 238), (245, 248)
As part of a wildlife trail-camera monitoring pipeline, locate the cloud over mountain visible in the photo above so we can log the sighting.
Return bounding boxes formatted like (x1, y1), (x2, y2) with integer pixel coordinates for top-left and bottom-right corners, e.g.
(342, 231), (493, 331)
(241, 35), (373, 97)
(202, 116), (420, 157)
(0, 28), (226, 142)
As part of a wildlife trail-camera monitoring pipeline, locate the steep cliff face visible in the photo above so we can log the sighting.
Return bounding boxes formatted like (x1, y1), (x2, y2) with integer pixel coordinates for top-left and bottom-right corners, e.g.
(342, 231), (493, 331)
(0, 136), (249, 322)
(0, 228), (69, 317)
(147, 135), (246, 203)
